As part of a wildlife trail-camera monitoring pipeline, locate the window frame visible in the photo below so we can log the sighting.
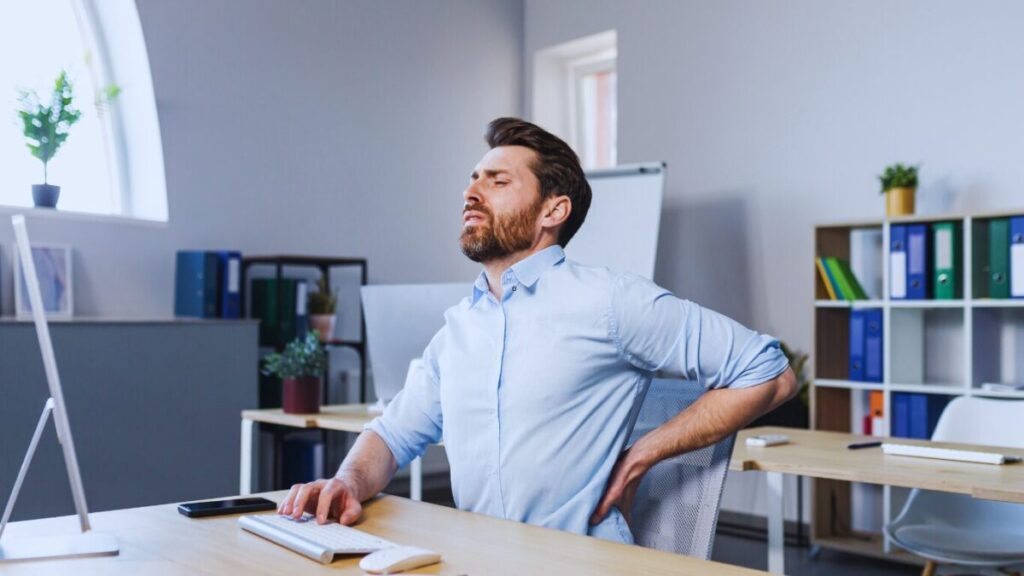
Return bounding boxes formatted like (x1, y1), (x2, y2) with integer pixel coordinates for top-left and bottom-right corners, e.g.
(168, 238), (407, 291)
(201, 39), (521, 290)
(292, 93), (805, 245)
(72, 0), (132, 215)
(531, 30), (618, 170)
(566, 51), (617, 169)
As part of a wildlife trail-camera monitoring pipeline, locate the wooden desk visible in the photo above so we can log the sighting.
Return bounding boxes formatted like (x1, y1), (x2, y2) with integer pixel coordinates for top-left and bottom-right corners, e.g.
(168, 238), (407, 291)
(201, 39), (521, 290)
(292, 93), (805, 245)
(0, 492), (766, 576)
(733, 427), (1024, 574)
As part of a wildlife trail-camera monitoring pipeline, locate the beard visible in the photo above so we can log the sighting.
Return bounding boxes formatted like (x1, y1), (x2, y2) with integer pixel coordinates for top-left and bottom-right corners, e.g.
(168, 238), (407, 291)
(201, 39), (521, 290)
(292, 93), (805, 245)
(460, 197), (543, 263)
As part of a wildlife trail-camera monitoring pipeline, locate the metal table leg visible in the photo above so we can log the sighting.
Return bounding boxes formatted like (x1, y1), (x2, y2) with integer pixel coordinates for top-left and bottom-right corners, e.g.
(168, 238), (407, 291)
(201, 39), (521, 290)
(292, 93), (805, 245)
(767, 471), (786, 574)
(240, 419), (254, 495)
(410, 456), (423, 502)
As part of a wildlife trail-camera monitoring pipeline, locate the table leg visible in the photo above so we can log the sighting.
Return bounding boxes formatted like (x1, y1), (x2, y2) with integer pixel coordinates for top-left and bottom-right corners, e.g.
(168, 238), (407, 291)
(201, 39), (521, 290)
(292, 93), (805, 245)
(410, 456), (423, 502)
(240, 419), (254, 495)
(767, 471), (785, 574)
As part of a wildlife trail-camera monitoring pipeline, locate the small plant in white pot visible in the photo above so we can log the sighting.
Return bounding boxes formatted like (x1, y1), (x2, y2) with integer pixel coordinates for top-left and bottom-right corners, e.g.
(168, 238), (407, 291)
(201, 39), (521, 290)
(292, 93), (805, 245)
(261, 331), (327, 414)
(308, 276), (338, 342)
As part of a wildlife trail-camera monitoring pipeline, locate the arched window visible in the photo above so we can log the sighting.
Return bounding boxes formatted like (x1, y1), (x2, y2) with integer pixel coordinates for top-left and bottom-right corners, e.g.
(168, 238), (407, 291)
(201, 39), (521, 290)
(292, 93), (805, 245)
(1, 0), (167, 221)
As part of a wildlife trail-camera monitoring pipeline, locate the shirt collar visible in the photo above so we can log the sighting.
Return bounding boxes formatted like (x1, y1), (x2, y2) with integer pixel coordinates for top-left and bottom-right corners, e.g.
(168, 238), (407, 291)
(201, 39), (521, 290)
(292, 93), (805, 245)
(470, 245), (565, 305)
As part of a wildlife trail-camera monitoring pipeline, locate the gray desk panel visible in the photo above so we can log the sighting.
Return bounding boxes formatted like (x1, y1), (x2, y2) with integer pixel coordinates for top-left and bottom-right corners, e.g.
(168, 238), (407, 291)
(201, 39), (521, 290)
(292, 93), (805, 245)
(0, 321), (257, 520)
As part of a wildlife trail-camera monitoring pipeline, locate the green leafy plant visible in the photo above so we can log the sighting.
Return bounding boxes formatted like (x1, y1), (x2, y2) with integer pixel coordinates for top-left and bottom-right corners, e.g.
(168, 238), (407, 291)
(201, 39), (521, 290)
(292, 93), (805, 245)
(878, 163), (919, 194)
(261, 331), (327, 379)
(17, 70), (82, 184)
(308, 276), (338, 315)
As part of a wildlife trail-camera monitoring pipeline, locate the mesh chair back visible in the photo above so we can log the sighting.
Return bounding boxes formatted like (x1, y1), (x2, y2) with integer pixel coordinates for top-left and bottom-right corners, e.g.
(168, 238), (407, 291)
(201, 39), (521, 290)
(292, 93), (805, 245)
(627, 378), (736, 559)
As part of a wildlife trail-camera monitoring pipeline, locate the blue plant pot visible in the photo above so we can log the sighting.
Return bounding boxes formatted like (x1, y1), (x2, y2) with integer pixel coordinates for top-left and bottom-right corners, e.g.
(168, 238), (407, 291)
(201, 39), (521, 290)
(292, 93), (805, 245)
(32, 184), (60, 208)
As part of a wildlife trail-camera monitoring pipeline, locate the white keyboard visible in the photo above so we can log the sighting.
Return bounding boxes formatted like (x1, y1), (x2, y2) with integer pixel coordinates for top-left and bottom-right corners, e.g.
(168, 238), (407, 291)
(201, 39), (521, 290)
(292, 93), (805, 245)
(239, 514), (395, 564)
(881, 443), (1023, 465)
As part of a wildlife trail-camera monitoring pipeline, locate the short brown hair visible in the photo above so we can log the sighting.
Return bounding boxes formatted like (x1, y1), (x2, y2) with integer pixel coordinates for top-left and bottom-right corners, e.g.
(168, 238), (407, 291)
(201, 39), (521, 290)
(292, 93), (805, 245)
(485, 117), (591, 247)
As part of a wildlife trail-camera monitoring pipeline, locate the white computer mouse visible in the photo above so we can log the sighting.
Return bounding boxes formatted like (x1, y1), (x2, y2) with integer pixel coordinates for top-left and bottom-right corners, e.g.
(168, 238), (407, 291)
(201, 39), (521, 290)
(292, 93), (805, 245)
(358, 545), (441, 574)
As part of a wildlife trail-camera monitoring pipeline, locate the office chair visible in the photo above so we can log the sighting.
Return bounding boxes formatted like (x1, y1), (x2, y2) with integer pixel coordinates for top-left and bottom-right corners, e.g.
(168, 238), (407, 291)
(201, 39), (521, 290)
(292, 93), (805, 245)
(884, 397), (1024, 576)
(627, 378), (736, 560)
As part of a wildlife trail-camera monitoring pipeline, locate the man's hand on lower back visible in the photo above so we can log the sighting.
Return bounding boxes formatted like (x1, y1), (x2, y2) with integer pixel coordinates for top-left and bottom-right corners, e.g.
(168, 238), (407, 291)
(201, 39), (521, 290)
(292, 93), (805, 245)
(590, 446), (653, 526)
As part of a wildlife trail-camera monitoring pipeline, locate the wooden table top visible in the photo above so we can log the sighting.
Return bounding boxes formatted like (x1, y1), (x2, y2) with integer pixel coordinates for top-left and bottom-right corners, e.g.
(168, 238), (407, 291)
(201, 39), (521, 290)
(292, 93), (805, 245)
(734, 427), (1024, 503)
(0, 492), (765, 575)
(242, 404), (377, 433)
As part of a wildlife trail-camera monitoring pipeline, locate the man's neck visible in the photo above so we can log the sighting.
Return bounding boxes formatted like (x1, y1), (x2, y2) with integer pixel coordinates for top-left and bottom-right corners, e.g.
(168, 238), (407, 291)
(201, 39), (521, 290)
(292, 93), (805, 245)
(482, 240), (558, 300)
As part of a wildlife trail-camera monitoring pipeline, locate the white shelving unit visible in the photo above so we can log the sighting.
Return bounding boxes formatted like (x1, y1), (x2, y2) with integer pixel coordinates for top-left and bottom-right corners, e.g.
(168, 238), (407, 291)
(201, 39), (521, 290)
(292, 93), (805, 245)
(811, 210), (1024, 563)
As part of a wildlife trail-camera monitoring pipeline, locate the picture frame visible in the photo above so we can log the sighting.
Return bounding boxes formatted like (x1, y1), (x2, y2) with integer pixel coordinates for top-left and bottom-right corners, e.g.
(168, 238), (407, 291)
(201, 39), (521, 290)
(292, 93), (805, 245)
(14, 243), (74, 319)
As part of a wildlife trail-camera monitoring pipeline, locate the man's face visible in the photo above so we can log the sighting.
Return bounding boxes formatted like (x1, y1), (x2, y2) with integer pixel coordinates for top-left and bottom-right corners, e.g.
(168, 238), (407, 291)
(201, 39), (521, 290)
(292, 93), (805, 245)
(460, 146), (545, 263)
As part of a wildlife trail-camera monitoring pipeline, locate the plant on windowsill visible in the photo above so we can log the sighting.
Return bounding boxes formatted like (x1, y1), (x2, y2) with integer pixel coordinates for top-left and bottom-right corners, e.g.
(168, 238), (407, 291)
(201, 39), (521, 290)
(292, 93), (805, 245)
(16, 70), (120, 209)
(879, 163), (919, 217)
(261, 331), (327, 414)
(308, 276), (338, 343)
(748, 341), (810, 429)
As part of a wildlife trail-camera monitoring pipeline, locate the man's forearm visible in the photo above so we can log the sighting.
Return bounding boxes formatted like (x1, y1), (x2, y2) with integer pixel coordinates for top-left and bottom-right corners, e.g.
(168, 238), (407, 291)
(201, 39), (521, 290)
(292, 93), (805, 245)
(335, 430), (399, 502)
(631, 368), (798, 467)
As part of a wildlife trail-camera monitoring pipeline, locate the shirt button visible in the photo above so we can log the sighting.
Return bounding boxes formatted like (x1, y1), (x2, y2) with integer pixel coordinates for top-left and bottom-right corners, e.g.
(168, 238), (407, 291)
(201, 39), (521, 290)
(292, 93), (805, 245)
(511, 286), (517, 292)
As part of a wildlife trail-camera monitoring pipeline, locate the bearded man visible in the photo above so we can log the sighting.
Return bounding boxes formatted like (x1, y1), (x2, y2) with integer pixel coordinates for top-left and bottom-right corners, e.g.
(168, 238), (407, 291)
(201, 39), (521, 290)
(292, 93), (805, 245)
(279, 117), (797, 544)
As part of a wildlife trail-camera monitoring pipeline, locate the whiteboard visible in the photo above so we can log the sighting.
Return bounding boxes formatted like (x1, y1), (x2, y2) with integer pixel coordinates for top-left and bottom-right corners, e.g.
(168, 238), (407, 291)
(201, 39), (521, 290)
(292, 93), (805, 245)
(566, 163), (665, 279)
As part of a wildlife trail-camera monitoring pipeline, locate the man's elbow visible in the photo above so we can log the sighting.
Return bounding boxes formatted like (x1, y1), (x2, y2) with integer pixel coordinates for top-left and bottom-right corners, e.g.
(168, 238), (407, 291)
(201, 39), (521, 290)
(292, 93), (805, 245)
(774, 367), (800, 404)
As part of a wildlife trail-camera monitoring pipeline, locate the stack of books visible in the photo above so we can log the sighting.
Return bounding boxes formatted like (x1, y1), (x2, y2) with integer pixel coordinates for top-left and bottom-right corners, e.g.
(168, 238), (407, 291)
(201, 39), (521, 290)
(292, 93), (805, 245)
(816, 256), (869, 300)
(250, 278), (309, 347)
(891, 393), (950, 439)
(174, 251), (242, 319)
(975, 217), (1024, 299)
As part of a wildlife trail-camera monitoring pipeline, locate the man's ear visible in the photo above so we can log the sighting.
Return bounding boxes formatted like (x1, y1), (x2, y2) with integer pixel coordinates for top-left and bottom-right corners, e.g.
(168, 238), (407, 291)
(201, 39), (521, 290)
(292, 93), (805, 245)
(541, 195), (572, 229)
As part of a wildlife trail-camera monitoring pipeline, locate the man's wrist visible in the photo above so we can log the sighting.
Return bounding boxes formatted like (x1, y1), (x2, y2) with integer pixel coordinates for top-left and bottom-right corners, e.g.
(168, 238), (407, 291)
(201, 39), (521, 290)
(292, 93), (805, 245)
(332, 471), (363, 501)
(627, 438), (660, 472)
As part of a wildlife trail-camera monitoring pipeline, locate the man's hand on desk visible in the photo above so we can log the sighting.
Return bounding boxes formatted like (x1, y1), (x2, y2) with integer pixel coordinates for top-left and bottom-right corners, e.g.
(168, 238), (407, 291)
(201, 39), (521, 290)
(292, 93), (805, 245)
(278, 476), (363, 525)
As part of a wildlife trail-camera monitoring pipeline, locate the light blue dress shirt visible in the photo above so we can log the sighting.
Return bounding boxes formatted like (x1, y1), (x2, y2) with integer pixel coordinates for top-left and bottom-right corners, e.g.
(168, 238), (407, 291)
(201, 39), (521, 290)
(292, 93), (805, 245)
(365, 245), (788, 544)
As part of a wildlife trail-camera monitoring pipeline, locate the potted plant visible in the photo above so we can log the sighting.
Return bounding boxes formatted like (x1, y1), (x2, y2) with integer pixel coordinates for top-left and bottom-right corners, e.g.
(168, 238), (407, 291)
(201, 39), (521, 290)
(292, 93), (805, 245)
(879, 163), (919, 217)
(261, 331), (327, 414)
(16, 70), (82, 208)
(308, 276), (338, 342)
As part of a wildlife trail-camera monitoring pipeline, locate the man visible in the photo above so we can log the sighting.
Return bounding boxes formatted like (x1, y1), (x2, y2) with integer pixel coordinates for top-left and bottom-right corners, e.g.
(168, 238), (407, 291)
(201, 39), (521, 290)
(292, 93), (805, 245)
(279, 117), (798, 544)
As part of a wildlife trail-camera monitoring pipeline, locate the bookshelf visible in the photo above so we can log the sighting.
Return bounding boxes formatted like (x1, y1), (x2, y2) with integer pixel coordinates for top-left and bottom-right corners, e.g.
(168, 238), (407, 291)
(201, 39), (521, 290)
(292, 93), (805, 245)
(812, 210), (1024, 563)
(241, 255), (368, 491)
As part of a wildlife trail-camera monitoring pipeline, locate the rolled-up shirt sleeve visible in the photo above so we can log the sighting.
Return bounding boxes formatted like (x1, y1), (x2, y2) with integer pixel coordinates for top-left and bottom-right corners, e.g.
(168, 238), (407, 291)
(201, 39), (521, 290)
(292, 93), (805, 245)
(364, 328), (444, 469)
(609, 273), (789, 390)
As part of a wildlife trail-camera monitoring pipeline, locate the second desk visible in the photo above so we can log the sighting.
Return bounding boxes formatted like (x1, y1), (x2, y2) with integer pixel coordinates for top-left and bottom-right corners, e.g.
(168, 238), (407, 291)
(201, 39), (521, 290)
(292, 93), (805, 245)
(239, 404), (428, 499)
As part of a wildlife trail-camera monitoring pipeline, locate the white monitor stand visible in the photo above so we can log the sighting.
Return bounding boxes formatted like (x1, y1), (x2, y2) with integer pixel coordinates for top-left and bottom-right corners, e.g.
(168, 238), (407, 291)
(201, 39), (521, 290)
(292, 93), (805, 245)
(0, 215), (118, 562)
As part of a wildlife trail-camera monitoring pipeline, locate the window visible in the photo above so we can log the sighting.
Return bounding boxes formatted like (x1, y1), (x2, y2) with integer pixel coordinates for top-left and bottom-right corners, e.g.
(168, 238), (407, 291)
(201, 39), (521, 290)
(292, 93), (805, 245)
(1, 0), (167, 221)
(533, 30), (617, 169)
(571, 52), (617, 169)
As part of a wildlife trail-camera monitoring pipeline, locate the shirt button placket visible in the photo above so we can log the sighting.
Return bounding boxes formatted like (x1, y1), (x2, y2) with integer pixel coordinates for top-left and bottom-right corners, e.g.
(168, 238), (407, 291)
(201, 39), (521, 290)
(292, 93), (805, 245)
(495, 279), (511, 514)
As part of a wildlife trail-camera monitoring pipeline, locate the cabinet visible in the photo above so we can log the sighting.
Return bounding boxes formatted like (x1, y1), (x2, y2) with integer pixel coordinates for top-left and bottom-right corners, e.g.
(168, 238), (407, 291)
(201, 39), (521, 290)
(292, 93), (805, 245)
(812, 211), (1024, 562)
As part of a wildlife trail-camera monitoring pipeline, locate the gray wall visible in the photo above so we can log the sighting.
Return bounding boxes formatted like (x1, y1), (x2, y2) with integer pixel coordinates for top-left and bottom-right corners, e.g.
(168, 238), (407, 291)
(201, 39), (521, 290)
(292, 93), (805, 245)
(525, 0), (1024, 361)
(523, 0), (1024, 520)
(0, 0), (524, 319)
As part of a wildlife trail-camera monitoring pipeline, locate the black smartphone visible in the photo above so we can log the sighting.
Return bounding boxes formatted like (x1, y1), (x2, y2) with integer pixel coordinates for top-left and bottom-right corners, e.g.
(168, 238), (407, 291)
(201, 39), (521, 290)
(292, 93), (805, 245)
(178, 497), (277, 518)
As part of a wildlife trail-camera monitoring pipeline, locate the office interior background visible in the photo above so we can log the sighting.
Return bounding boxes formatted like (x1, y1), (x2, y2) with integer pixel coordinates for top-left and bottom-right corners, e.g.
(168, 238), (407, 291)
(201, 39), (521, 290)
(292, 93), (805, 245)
(2, 1), (1024, 574)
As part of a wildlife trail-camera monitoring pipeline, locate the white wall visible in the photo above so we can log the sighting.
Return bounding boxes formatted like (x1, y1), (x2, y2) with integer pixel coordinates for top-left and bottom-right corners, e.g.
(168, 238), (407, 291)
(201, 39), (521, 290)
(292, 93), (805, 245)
(0, 0), (523, 319)
(523, 0), (1024, 521)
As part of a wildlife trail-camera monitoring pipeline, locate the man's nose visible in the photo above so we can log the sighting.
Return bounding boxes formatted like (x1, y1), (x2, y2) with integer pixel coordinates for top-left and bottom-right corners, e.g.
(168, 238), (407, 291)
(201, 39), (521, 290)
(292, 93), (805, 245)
(463, 181), (482, 205)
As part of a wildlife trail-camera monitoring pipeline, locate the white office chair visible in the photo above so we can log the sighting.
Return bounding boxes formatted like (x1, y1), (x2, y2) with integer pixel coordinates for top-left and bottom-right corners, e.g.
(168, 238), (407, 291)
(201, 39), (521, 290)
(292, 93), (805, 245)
(885, 397), (1024, 575)
(627, 378), (736, 560)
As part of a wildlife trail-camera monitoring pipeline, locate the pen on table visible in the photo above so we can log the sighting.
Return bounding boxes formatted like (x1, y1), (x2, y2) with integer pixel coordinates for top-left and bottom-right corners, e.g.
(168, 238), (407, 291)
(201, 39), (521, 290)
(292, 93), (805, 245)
(847, 441), (882, 450)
